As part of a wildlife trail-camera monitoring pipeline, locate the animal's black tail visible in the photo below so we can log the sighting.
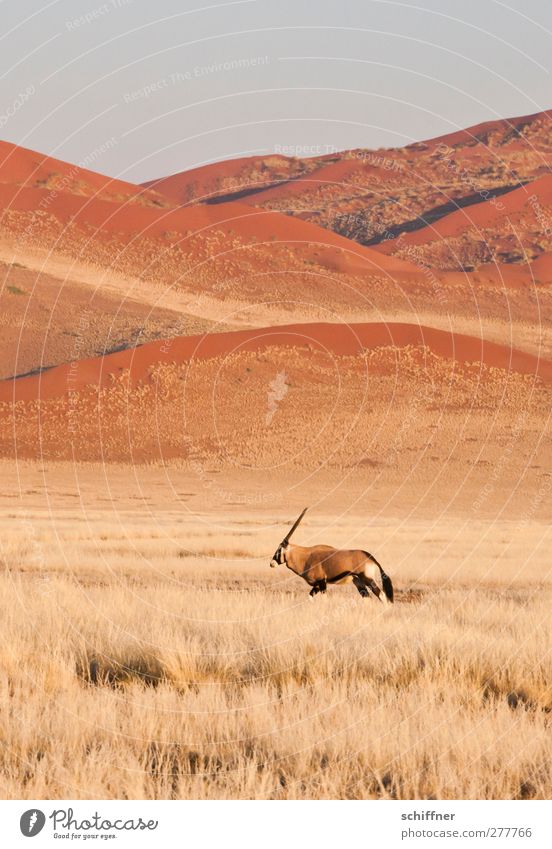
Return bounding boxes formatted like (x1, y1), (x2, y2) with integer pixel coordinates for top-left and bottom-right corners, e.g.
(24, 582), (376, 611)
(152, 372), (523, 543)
(364, 551), (394, 603)
(378, 564), (394, 603)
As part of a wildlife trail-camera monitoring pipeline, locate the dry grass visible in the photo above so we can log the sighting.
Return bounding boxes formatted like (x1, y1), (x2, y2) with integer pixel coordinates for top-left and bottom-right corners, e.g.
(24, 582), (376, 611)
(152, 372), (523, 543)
(1, 507), (551, 800)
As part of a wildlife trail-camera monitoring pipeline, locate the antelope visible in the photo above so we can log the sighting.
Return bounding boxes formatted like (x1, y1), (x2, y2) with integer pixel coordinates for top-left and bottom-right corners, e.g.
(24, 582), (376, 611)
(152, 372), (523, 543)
(270, 508), (393, 604)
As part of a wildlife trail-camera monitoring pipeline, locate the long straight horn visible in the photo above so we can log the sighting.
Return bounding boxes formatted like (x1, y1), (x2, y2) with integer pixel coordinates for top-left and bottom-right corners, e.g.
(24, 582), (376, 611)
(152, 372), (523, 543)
(283, 507), (308, 543)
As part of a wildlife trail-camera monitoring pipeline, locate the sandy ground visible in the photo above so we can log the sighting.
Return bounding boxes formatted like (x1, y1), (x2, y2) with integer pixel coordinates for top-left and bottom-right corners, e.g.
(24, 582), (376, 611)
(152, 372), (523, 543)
(0, 259), (222, 380)
(1, 346), (550, 525)
(1, 461), (550, 581)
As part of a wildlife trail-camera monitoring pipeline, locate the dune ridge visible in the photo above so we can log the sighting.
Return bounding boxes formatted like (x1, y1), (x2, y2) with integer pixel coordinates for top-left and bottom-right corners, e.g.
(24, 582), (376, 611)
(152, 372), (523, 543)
(0, 139), (169, 208)
(1, 321), (550, 404)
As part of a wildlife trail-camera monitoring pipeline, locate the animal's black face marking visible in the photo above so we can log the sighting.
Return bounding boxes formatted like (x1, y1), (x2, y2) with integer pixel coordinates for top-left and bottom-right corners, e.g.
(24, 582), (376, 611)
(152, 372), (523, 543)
(270, 543), (286, 568)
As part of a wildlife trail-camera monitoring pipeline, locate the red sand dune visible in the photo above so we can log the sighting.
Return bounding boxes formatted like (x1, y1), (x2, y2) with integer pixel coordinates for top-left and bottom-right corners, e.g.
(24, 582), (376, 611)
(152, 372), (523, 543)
(441, 261), (544, 290)
(0, 140), (167, 207)
(530, 252), (552, 281)
(143, 110), (552, 211)
(417, 109), (552, 151)
(141, 154), (293, 204)
(0, 183), (416, 274)
(1, 322), (550, 403)
(375, 174), (552, 253)
(143, 153), (406, 211)
(235, 157), (403, 208)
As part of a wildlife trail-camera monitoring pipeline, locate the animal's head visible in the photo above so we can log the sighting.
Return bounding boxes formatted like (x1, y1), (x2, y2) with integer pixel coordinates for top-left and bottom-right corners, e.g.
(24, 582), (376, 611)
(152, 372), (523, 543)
(269, 542), (287, 569)
(270, 507), (308, 568)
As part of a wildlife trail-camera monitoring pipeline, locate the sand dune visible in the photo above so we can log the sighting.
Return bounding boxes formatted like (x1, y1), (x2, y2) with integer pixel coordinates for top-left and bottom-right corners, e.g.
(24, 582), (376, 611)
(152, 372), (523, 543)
(142, 110), (552, 274)
(375, 174), (552, 254)
(0, 139), (169, 208)
(530, 251), (552, 281)
(0, 180), (417, 278)
(144, 110), (552, 211)
(419, 108), (552, 151)
(143, 112), (552, 268)
(233, 158), (404, 207)
(1, 320), (550, 405)
(0, 258), (221, 381)
(1, 322), (550, 469)
(2, 124), (551, 387)
(141, 153), (302, 204)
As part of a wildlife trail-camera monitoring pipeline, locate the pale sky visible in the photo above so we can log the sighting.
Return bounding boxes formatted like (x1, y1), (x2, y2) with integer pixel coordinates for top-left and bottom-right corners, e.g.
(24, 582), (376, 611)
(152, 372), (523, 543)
(1, 0), (551, 183)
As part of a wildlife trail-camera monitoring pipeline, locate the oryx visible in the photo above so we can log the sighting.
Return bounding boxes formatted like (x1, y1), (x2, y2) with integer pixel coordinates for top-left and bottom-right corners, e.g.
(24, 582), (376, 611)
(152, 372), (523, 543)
(270, 508), (394, 603)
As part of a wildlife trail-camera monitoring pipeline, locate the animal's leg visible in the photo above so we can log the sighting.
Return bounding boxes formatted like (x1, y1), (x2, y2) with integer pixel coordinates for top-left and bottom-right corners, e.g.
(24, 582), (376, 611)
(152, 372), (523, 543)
(352, 574), (370, 598)
(365, 577), (387, 605)
(309, 580), (327, 599)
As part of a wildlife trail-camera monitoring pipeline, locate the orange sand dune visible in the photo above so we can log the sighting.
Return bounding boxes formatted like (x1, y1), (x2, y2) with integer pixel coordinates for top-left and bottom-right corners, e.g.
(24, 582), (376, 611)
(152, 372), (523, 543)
(530, 252), (552, 281)
(143, 110), (552, 212)
(236, 157), (403, 208)
(0, 183), (416, 274)
(465, 253), (552, 287)
(2, 321), (550, 403)
(0, 140), (168, 207)
(416, 109), (552, 151)
(141, 154), (294, 204)
(375, 174), (552, 253)
(441, 261), (545, 289)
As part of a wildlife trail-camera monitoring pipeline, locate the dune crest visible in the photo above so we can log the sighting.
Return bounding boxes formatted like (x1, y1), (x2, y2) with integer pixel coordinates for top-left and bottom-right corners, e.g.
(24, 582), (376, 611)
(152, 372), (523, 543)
(1, 321), (550, 405)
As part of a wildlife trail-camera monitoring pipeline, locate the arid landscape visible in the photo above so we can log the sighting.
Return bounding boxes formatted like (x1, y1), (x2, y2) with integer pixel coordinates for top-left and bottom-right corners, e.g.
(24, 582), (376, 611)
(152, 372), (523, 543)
(0, 109), (551, 799)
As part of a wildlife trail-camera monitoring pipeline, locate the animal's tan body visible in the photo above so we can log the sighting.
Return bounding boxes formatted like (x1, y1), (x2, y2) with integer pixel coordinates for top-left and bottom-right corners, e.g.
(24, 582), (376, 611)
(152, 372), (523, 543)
(269, 510), (394, 604)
